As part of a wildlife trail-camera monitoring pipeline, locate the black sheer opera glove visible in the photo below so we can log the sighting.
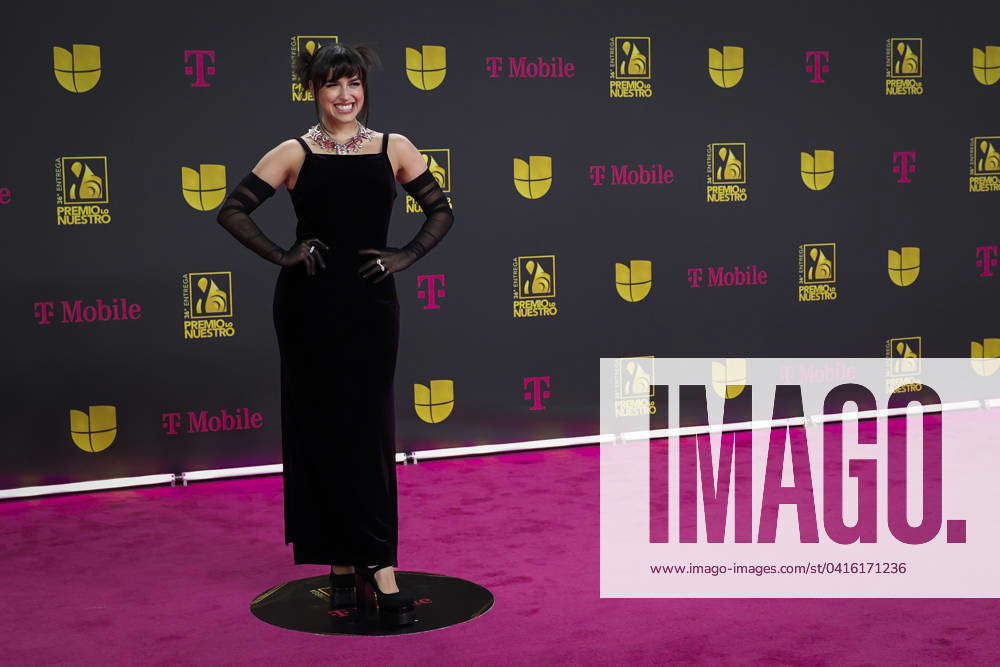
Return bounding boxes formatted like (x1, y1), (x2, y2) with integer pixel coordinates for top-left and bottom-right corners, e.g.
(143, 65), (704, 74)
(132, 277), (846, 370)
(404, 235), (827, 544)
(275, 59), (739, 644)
(217, 172), (330, 275)
(358, 168), (454, 283)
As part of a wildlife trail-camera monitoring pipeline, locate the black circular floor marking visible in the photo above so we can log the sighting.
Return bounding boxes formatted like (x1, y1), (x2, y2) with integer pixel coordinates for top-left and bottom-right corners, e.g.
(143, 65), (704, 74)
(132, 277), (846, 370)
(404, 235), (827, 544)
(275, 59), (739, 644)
(250, 571), (494, 636)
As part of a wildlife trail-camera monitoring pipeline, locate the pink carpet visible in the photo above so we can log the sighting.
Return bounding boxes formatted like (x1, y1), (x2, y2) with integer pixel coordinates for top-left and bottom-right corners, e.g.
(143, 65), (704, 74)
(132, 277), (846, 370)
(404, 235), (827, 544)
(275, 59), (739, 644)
(1, 446), (997, 664)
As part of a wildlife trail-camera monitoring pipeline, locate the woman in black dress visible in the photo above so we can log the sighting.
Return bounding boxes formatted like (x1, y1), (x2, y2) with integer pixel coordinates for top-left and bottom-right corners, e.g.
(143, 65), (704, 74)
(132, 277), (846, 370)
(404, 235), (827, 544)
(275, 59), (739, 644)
(216, 43), (453, 627)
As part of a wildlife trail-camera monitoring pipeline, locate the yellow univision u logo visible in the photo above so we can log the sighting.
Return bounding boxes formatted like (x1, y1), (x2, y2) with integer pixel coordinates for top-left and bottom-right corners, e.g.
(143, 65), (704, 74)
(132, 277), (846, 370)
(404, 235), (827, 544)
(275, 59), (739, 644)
(711, 359), (747, 399)
(181, 164), (227, 211)
(800, 150), (834, 190)
(69, 405), (117, 452)
(887, 247), (920, 286)
(53, 44), (101, 93)
(973, 46), (1000, 85)
(413, 380), (454, 423)
(708, 46), (744, 88)
(405, 45), (447, 90)
(971, 339), (1000, 376)
(513, 156), (552, 199)
(614, 260), (652, 302)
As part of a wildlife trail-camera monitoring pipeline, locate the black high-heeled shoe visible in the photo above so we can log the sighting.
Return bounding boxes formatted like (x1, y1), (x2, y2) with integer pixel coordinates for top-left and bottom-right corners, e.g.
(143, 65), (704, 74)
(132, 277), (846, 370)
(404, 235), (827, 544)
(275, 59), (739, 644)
(328, 568), (357, 609)
(353, 564), (416, 627)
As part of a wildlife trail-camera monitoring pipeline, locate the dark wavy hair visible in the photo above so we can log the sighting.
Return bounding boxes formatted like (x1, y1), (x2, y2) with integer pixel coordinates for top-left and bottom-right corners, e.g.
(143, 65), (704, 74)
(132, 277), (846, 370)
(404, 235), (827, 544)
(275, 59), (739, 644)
(293, 43), (381, 126)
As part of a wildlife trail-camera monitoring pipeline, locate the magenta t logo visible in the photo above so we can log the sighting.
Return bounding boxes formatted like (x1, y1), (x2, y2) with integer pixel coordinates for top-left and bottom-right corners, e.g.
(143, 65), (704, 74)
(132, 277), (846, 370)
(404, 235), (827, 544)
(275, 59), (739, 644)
(892, 151), (917, 183)
(589, 165), (607, 186)
(184, 50), (216, 87)
(976, 246), (998, 277)
(0, 187), (10, 204)
(485, 57), (504, 78)
(161, 413), (183, 435)
(804, 51), (830, 83)
(416, 274), (446, 309)
(523, 376), (551, 410)
(33, 302), (55, 325)
(687, 268), (704, 288)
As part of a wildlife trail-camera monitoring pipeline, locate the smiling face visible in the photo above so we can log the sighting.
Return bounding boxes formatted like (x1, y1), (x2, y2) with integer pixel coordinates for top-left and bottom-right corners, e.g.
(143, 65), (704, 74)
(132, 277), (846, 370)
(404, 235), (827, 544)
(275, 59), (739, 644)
(312, 71), (365, 129)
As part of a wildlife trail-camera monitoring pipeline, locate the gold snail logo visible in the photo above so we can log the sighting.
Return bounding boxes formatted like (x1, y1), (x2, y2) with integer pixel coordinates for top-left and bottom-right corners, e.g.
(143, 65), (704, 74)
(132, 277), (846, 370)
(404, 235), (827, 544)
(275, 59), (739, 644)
(614, 356), (656, 416)
(885, 336), (922, 393)
(513, 156), (552, 199)
(971, 338), (1000, 376)
(798, 242), (837, 302)
(55, 157), (112, 225)
(970, 137), (1000, 192)
(708, 45), (744, 88)
(69, 405), (117, 453)
(711, 359), (747, 399)
(885, 37), (924, 95)
(53, 44), (101, 93)
(413, 379), (455, 423)
(181, 272), (235, 340)
(972, 46), (1000, 85)
(887, 336), (921, 374)
(800, 150), (835, 191)
(706, 142), (748, 202)
(181, 164), (227, 211)
(405, 45), (447, 90)
(609, 36), (653, 98)
(291, 35), (339, 101)
(513, 255), (558, 318)
(614, 260), (652, 302)
(887, 247), (920, 286)
(406, 149), (452, 213)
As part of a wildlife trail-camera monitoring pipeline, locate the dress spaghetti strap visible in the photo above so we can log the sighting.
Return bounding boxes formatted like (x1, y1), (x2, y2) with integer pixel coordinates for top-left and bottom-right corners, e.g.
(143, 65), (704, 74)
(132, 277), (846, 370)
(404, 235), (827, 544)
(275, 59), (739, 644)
(381, 132), (390, 154)
(295, 137), (312, 154)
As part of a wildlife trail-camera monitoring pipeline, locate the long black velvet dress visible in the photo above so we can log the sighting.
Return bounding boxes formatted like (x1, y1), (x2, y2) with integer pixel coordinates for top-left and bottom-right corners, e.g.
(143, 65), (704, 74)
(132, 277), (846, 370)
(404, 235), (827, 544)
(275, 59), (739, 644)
(273, 132), (400, 567)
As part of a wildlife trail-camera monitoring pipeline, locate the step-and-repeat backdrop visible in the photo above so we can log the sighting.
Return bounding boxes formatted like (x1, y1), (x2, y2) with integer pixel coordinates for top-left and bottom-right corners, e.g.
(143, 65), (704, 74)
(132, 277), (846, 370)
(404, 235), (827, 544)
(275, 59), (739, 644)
(2, 2), (998, 489)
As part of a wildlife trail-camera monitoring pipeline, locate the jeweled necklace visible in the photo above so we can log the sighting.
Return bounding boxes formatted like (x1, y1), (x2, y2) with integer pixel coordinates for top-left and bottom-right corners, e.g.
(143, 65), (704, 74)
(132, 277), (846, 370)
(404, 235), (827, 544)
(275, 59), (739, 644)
(306, 120), (374, 154)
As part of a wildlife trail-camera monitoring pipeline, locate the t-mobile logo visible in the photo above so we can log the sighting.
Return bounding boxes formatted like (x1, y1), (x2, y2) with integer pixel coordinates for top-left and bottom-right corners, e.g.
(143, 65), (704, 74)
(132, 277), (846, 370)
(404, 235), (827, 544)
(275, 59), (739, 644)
(892, 151), (917, 183)
(184, 50), (216, 87)
(416, 274), (446, 309)
(523, 376), (551, 410)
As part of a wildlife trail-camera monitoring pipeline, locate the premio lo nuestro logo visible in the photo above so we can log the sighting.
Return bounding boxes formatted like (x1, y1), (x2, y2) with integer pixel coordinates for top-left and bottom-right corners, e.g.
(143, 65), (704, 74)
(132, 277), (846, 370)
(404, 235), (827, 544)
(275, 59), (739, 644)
(55, 156), (111, 225)
(970, 137), (1000, 192)
(706, 142), (748, 202)
(513, 255), (557, 318)
(609, 36), (652, 98)
(181, 271), (235, 339)
(407, 149), (453, 213)
(513, 156), (552, 199)
(406, 45), (447, 90)
(614, 356), (656, 416)
(291, 36), (338, 101)
(885, 336), (922, 393)
(885, 37), (923, 96)
(798, 242), (837, 302)
(53, 44), (101, 93)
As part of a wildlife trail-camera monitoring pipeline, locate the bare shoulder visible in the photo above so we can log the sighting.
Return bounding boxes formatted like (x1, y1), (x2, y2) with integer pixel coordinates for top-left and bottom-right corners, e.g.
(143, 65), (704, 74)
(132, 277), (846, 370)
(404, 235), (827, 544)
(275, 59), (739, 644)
(252, 139), (307, 190)
(387, 133), (428, 184)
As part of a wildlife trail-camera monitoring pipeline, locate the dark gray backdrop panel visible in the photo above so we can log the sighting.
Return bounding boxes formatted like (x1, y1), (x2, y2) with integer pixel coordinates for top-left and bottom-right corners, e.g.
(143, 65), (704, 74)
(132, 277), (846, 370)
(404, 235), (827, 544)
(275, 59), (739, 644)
(1, 1), (996, 488)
